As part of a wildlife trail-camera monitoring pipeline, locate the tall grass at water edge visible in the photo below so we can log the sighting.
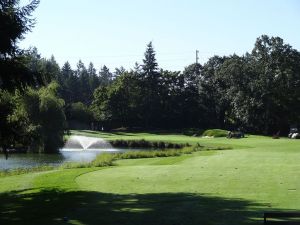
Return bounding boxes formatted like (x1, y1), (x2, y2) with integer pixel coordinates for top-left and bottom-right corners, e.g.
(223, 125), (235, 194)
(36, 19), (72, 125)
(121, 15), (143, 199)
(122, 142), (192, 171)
(62, 144), (225, 169)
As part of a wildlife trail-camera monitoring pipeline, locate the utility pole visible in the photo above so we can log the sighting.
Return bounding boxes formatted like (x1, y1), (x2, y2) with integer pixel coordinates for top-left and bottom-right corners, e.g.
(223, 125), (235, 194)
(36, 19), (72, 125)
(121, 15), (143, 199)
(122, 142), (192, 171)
(196, 50), (199, 64)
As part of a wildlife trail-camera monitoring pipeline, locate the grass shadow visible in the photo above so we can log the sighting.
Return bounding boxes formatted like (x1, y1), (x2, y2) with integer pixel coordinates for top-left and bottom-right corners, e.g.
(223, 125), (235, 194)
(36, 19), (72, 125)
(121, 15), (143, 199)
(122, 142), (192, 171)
(0, 188), (284, 225)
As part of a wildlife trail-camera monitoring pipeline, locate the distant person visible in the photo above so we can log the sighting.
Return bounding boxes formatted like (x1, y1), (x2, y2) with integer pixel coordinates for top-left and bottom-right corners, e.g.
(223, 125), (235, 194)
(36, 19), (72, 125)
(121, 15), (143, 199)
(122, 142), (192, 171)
(227, 131), (232, 138)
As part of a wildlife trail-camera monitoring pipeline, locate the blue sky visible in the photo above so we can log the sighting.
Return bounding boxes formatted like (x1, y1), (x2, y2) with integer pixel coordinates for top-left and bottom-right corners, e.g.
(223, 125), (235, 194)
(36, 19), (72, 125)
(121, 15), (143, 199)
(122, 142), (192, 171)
(19, 0), (300, 72)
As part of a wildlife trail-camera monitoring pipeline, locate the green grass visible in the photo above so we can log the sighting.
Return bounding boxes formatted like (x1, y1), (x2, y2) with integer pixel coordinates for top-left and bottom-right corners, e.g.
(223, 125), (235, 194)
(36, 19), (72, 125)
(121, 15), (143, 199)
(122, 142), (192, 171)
(1, 131), (300, 225)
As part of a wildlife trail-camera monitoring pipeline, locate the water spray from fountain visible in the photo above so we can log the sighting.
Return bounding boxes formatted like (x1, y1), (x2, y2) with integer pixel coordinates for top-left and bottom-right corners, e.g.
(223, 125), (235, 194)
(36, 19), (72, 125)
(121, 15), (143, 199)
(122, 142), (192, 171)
(62, 135), (113, 150)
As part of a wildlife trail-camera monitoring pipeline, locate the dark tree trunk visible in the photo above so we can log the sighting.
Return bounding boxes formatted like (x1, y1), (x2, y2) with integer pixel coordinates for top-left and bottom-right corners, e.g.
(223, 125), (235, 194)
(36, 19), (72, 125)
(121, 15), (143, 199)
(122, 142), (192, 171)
(3, 146), (8, 160)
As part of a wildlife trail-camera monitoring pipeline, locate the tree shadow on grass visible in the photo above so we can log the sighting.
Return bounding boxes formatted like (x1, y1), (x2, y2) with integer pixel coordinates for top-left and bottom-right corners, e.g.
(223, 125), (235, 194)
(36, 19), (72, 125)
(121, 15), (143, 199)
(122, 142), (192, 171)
(0, 188), (282, 225)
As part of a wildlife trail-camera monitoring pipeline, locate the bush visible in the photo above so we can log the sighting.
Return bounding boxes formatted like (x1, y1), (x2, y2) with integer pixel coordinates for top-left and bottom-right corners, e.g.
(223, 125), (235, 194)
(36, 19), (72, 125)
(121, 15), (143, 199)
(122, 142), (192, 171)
(91, 153), (116, 167)
(61, 162), (91, 169)
(202, 129), (228, 137)
(109, 139), (189, 149)
(99, 146), (200, 161)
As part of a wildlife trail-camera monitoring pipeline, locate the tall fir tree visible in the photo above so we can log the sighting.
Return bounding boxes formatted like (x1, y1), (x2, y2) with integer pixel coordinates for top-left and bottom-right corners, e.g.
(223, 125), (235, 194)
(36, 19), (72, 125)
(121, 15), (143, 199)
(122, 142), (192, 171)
(142, 42), (159, 78)
(140, 42), (161, 127)
(99, 65), (112, 86)
(88, 62), (100, 99)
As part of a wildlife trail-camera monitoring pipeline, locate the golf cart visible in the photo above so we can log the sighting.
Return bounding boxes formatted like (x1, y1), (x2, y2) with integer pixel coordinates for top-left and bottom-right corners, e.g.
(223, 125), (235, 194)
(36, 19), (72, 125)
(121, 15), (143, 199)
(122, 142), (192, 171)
(288, 126), (299, 139)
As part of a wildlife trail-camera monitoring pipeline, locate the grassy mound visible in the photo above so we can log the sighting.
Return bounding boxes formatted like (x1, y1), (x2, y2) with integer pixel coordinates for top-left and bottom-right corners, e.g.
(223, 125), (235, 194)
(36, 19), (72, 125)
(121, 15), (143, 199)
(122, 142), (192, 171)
(202, 129), (228, 137)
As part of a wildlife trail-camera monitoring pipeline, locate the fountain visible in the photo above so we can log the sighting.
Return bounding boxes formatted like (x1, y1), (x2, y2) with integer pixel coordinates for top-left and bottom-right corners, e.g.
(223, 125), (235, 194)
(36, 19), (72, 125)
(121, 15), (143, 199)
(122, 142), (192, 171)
(60, 135), (118, 163)
(62, 135), (113, 150)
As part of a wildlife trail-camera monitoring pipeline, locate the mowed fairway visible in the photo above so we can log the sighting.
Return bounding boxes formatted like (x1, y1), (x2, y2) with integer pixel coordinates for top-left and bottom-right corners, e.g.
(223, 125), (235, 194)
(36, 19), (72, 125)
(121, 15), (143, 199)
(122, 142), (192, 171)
(0, 133), (300, 225)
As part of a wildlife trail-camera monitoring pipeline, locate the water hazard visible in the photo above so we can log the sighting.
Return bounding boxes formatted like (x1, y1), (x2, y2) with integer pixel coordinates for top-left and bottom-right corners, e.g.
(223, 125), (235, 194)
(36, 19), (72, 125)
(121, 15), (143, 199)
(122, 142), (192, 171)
(0, 135), (137, 170)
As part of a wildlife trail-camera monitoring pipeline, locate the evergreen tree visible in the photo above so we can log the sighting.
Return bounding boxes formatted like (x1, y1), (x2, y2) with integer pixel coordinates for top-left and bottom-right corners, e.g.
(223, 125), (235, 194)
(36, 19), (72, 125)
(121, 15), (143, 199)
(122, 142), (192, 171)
(114, 66), (126, 78)
(140, 42), (161, 127)
(142, 42), (159, 78)
(61, 62), (72, 79)
(75, 60), (90, 104)
(99, 65), (112, 86)
(40, 55), (60, 84)
(88, 62), (100, 92)
(59, 61), (74, 104)
(0, 0), (39, 56)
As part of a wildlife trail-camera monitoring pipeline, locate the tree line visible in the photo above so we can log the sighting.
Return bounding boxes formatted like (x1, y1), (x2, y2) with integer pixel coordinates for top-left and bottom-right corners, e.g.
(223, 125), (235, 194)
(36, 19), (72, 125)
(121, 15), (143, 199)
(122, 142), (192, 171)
(1, 0), (300, 154)
(0, 0), (65, 154)
(53, 37), (300, 135)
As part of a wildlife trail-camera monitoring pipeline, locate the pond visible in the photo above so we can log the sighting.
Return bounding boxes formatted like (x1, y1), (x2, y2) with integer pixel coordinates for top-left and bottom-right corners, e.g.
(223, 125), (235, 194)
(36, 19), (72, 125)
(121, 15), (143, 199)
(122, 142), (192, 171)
(0, 148), (137, 170)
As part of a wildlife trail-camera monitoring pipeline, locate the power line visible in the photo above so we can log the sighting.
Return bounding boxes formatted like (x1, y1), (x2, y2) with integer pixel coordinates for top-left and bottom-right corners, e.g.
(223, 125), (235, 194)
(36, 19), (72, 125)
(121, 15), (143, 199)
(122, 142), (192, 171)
(52, 50), (230, 60)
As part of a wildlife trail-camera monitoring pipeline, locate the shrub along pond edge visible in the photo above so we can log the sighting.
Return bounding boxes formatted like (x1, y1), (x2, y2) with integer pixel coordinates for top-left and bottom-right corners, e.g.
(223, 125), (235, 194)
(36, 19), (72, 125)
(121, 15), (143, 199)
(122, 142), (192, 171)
(62, 146), (199, 169)
(62, 143), (231, 169)
(109, 139), (190, 149)
(0, 165), (55, 177)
